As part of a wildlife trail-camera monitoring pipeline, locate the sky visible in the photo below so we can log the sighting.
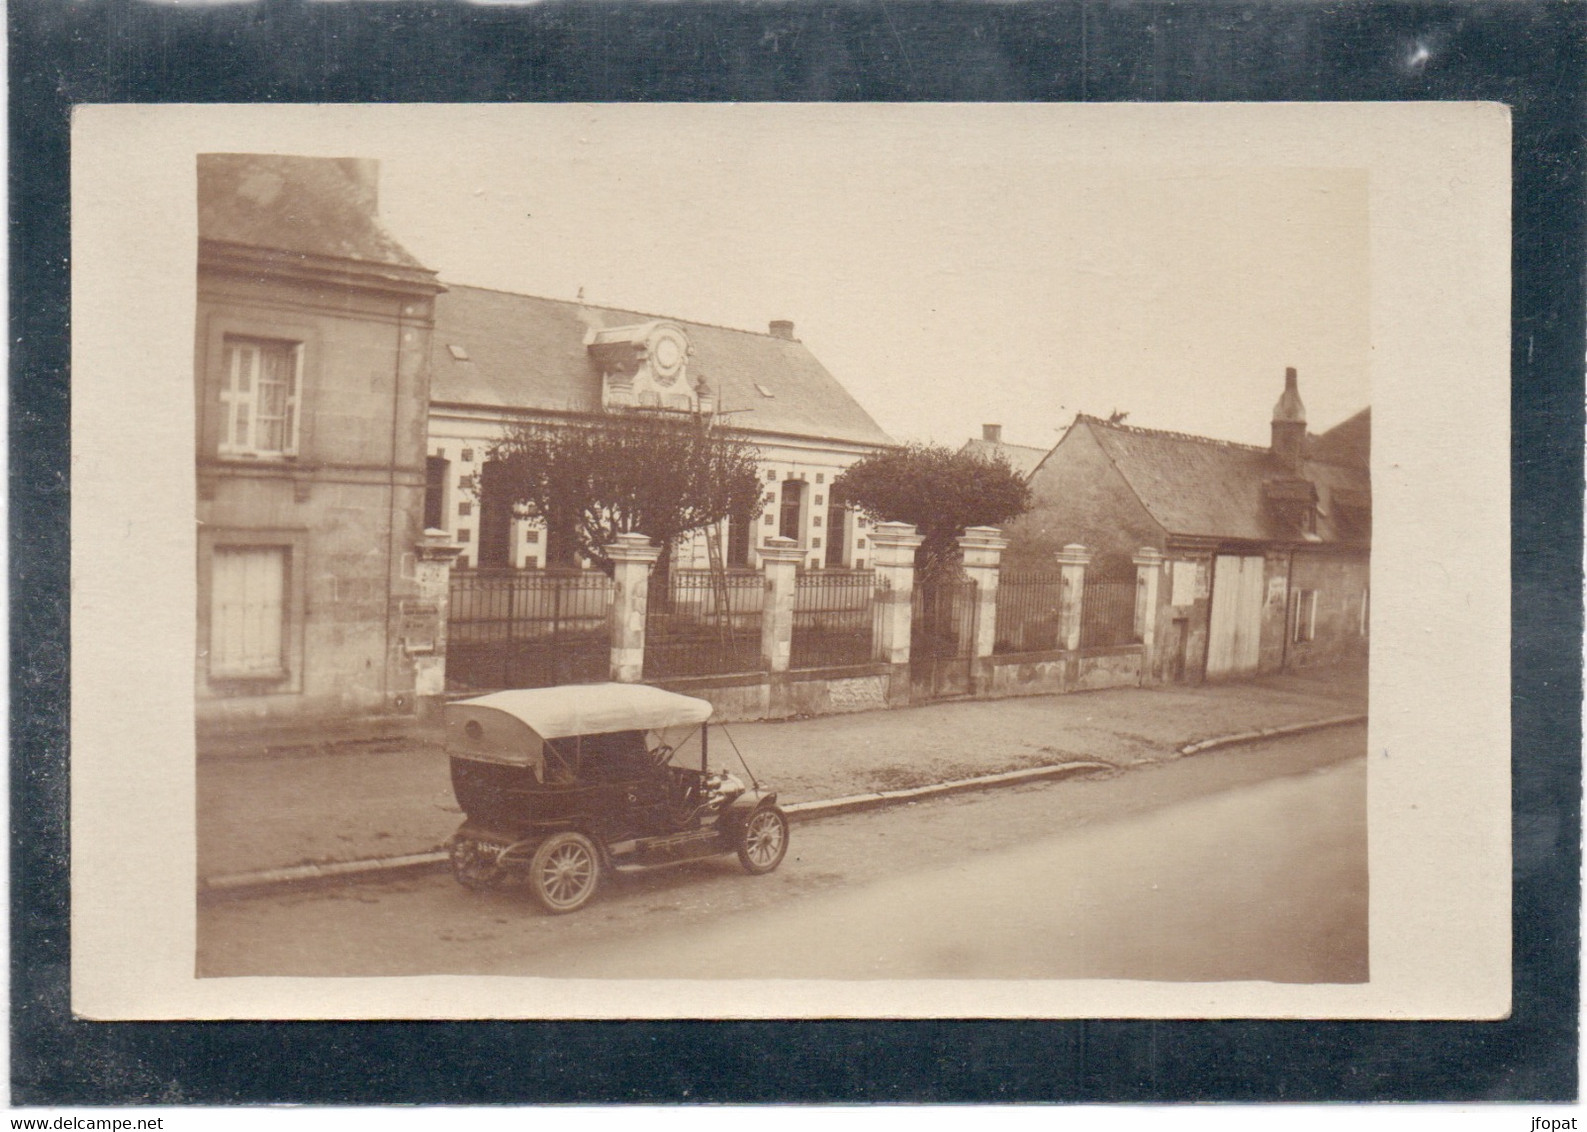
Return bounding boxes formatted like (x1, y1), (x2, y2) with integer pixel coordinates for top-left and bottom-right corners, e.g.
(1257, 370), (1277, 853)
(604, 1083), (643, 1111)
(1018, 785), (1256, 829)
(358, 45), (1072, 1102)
(357, 105), (1371, 451)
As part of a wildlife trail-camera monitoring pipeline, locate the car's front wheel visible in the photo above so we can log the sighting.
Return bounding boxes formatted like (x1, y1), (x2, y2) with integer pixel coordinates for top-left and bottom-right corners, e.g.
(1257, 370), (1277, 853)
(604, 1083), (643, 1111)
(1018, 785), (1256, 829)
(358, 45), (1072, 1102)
(736, 805), (789, 875)
(528, 832), (601, 914)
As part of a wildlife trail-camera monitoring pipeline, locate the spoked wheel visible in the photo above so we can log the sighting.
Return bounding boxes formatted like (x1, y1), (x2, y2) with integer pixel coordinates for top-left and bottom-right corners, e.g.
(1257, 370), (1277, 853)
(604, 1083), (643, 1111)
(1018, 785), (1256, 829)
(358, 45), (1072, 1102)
(528, 832), (601, 914)
(449, 838), (504, 891)
(736, 805), (789, 875)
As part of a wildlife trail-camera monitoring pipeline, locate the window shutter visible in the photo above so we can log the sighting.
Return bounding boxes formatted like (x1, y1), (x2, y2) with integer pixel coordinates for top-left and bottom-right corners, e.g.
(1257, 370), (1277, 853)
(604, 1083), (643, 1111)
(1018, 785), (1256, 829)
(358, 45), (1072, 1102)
(211, 547), (286, 678)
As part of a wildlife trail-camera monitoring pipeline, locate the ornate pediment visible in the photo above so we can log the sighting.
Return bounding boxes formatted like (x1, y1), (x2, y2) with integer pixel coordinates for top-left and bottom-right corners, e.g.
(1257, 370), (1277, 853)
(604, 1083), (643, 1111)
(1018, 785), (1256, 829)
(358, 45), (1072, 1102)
(586, 321), (698, 412)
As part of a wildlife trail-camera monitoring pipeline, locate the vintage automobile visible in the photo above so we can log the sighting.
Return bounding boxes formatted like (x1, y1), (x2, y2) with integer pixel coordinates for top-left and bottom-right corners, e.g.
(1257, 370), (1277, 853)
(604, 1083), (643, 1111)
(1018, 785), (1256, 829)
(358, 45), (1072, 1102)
(444, 683), (789, 913)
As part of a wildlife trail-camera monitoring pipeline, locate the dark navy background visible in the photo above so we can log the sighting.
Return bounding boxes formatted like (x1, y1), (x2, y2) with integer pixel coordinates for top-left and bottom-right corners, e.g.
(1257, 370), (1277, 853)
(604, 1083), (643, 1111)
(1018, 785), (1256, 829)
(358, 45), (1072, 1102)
(11, 0), (1582, 1105)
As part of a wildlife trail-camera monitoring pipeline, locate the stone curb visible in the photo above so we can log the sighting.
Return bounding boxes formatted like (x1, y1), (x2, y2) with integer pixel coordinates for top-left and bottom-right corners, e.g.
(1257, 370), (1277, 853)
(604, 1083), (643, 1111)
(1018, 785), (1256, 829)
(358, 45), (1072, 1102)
(201, 851), (450, 896)
(780, 760), (1117, 819)
(1177, 713), (1367, 757)
(198, 760), (1118, 899)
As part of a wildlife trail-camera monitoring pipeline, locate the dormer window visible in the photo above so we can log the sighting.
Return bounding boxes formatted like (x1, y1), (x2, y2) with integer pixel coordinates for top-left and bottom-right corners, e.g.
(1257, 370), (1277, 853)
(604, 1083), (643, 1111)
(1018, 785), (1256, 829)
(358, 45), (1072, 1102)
(589, 320), (695, 411)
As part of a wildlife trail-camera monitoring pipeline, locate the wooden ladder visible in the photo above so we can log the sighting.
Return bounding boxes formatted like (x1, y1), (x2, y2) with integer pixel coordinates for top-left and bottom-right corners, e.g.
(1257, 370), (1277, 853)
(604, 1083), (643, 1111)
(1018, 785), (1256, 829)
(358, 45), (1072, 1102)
(704, 521), (732, 642)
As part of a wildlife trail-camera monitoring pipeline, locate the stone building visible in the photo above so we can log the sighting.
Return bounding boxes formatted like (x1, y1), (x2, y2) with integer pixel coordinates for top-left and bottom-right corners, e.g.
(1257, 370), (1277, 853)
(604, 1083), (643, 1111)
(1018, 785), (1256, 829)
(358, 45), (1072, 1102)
(1007, 369), (1370, 682)
(195, 154), (445, 728)
(425, 286), (895, 573)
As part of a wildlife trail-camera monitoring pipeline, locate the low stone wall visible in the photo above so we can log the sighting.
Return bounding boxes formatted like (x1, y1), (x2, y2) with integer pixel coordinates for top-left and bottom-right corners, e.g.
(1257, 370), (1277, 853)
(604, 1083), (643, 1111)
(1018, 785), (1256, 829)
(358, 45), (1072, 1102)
(654, 663), (904, 722)
(1073, 644), (1143, 690)
(650, 672), (771, 721)
(981, 643), (1143, 699)
(983, 651), (1069, 698)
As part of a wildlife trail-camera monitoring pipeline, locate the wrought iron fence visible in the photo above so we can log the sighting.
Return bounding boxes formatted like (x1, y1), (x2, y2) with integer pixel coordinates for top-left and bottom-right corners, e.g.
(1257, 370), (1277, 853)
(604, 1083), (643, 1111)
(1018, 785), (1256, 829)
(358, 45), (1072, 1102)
(644, 568), (764, 678)
(1080, 577), (1140, 649)
(993, 570), (1064, 654)
(447, 569), (613, 691)
(790, 569), (879, 669)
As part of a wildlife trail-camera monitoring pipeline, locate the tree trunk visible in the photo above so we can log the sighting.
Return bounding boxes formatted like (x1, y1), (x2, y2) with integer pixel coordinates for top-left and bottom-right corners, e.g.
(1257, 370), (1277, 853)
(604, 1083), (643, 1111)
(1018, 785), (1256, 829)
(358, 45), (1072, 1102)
(647, 539), (675, 613)
(544, 504), (579, 570)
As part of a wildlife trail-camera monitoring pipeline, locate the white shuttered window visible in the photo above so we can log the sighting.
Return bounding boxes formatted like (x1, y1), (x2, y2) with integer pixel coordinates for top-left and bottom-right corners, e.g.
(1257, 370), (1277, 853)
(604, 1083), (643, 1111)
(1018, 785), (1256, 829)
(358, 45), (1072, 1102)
(220, 337), (300, 456)
(211, 547), (287, 678)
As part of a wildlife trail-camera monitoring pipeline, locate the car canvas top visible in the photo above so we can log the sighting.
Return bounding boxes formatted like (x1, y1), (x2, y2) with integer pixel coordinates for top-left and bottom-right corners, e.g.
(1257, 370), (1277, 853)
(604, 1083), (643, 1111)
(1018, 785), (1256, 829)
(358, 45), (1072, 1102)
(445, 684), (713, 768)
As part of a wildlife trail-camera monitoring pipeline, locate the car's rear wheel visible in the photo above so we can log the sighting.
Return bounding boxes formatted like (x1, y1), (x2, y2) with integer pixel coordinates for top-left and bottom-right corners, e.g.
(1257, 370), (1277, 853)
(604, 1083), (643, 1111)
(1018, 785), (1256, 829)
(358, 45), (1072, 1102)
(736, 805), (789, 875)
(528, 832), (601, 913)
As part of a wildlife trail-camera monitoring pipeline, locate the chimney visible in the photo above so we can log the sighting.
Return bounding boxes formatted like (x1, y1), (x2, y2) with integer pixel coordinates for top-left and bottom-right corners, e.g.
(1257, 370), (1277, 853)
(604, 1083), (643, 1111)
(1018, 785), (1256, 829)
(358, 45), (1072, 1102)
(768, 320), (795, 340)
(336, 158), (380, 215)
(982, 424), (1003, 444)
(1270, 366), (1307, 473)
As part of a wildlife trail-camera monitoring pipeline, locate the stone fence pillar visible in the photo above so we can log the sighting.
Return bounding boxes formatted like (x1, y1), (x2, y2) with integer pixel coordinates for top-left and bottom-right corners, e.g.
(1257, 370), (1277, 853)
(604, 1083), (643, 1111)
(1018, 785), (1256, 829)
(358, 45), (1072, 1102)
(410, 528), (463, 716)
(1055, 543), (1092, 652)
(607, 532), (661, 683)
(870, 521), (924, 665)
(958, 526), (1008, 661)
(1133, 547), (1165, 682)
(759, 536), (804, 673)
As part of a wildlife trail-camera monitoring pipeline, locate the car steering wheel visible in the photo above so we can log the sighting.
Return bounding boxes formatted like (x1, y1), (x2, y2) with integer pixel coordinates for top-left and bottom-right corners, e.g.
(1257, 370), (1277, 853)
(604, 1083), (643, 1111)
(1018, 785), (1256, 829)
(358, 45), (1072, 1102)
(649, 743), (673, 766)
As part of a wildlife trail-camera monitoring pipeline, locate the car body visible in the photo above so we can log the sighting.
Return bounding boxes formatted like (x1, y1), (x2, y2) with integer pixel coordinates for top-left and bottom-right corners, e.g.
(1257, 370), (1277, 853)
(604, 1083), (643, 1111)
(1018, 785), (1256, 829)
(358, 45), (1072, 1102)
(444, 683), (789, 913)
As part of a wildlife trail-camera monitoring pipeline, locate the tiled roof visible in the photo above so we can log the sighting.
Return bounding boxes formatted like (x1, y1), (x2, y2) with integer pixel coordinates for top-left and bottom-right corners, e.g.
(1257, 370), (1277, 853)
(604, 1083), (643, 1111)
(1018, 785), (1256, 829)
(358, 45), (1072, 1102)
(430, 284), (895, 448)
(959, 437), (1049, 478)
(197, 153), (432, 273)
(1073, 414), (1370, 544)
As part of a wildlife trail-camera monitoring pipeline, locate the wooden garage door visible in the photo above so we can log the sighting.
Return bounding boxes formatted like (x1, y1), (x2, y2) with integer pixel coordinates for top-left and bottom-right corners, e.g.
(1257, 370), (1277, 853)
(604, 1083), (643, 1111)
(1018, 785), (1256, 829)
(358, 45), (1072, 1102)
(1207, 554), (1265, 679)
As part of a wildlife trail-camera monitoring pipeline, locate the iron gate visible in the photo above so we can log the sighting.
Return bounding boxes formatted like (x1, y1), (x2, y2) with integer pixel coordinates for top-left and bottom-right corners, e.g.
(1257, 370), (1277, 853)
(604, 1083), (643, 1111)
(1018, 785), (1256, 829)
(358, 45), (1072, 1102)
(447, 570), (613, 692)
(910, 575), (977, 699)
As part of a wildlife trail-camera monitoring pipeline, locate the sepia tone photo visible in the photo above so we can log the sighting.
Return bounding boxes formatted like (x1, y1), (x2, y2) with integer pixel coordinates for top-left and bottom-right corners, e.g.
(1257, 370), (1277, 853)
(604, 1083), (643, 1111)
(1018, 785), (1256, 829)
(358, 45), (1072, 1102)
(72, 103), (1510, 1018)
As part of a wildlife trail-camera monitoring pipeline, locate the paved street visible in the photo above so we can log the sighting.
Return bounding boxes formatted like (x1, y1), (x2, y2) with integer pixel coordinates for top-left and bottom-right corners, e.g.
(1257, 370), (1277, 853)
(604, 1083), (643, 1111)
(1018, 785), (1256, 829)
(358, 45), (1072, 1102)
(199, 723), (1366, 982)
(198, 666), (1366, 882)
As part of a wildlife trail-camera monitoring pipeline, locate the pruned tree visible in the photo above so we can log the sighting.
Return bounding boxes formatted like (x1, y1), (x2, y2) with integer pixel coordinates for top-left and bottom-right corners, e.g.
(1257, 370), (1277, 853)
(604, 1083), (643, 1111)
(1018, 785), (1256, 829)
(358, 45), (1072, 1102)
(833, 442), (1032, 581)
(482, 411), (764, 581)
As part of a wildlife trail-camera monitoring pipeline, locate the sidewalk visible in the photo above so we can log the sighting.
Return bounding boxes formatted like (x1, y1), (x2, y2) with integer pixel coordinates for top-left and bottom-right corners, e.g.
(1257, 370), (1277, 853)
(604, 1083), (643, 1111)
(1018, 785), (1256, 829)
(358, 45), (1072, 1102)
(198, 666), (1366, 887)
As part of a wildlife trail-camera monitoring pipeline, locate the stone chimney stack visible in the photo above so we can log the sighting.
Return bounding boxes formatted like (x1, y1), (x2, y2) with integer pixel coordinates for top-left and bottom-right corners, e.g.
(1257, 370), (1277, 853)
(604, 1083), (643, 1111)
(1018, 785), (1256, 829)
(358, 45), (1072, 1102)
(982, 424), (1003, 443)
(1270, 366), (1308, 473)
(768, 320), (796, 340)
(336, 158), (380, 215)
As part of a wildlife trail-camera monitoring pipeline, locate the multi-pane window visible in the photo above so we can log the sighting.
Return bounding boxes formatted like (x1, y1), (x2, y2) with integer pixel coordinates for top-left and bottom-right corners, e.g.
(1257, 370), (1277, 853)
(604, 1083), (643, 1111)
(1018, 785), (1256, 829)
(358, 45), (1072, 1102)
(779, 480), (804, 542)
(210, 546), (287, 678)
(220, 337), (300, 457)
(424, 457), (448, 530)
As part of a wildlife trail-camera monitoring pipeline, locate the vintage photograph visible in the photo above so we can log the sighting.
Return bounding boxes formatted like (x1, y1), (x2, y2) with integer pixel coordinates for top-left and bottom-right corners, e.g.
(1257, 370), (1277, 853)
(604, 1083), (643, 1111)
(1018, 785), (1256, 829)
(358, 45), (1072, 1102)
(70, 103), (1510, 1020)
(189, 111), (1369, 981)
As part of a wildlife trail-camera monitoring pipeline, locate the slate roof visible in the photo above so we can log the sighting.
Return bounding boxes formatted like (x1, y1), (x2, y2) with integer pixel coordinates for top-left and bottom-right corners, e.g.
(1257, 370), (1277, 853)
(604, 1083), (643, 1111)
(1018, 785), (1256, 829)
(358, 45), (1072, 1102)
(197, 153), (434, 279)
(1054, 414), (1370, 545)
(430, 284), (895, 448)
(1309, 407), (1371, 471)
(959, 437), (1049, 479)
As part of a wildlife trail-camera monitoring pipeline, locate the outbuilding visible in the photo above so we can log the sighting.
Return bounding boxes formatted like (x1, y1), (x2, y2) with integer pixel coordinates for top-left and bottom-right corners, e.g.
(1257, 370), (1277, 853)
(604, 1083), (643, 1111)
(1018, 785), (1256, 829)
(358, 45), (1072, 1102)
(1007, 369), (1370, 683)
